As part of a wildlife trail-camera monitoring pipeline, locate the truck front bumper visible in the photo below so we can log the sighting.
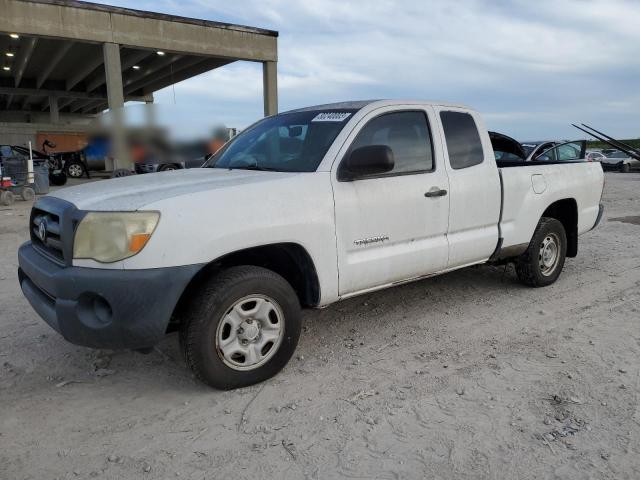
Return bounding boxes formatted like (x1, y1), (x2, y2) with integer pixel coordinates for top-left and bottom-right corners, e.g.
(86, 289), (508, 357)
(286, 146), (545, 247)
(18, 242), (202, 350)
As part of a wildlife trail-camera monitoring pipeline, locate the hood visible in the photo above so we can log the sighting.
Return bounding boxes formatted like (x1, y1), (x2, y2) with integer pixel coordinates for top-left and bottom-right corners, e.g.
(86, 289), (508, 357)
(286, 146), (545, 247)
(50, 168), (299, 211)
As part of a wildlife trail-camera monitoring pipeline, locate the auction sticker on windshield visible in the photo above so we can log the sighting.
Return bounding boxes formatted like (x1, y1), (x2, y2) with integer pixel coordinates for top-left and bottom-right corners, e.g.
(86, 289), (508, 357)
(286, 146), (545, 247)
(312, 112), (352, 122)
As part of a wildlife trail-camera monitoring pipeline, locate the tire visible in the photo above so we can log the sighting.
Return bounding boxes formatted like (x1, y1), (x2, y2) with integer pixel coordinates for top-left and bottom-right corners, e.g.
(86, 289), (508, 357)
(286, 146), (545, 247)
(21, 187), (35, 202)
(179, 266), (301, 390)
(1, 190), (15, 206)
(515, 217), (567, 287)
(620, 162), (630, 173)
(159, 164), (179, 172)
(65, 161), (86, 178)
(49, 172), (67, 186)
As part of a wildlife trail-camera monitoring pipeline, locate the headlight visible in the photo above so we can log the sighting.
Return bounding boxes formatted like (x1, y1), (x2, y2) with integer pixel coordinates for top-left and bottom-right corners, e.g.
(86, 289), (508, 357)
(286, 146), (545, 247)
(73, 211), (160, 263)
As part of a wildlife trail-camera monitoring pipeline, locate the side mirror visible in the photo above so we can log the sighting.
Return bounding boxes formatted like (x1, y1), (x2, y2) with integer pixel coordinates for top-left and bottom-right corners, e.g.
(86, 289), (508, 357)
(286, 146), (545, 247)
(537, 154), (551, 162)
(340, 145), (394, 180)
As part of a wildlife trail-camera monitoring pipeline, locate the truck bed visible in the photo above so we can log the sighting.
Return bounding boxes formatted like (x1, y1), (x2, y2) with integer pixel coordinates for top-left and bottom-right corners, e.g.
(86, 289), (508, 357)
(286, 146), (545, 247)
(498, 161), (604, 252)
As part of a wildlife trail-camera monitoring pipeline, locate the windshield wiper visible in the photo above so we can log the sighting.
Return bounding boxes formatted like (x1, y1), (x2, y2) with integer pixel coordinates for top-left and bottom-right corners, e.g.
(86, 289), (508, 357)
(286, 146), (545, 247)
(229, 165), (281, 172)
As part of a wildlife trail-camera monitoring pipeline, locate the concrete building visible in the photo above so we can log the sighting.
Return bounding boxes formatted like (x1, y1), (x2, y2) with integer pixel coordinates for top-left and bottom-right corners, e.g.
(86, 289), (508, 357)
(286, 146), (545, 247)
(0, 0), (278, 169)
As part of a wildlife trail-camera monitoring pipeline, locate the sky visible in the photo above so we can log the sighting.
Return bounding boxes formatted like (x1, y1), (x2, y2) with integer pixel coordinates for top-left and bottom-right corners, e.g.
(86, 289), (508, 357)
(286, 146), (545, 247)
(99, 0), (640, 141)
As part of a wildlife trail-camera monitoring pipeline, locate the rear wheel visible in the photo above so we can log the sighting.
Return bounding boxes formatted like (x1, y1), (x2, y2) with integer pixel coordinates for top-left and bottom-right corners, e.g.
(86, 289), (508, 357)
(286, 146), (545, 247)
(179, 266), (301, 390)
(515, 217), (567, 287)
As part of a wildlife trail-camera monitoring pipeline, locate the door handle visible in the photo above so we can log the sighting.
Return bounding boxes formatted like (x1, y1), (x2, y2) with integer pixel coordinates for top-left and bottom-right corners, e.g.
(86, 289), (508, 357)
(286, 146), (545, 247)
(424, 188), (447, 198)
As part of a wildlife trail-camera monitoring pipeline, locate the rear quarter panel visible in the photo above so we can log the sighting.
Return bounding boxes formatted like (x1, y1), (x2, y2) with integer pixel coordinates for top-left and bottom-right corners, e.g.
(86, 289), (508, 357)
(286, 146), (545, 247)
(500, 162), (604, 250)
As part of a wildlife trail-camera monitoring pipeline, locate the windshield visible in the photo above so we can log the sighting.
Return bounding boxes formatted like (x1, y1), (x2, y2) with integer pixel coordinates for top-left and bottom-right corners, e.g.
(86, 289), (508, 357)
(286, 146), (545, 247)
(606, 151), (627, 158)
(206, 110), (357, 172)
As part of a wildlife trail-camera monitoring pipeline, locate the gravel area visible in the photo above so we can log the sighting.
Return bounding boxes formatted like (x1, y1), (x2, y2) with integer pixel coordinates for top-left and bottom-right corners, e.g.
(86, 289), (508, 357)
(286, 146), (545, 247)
(1, 173), (639, 479)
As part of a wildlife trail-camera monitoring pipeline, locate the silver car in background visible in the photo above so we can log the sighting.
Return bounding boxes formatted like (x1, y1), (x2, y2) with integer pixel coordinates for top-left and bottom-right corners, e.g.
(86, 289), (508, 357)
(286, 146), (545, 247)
(522, 140), (586, 163)
(600, 149), (637, 172)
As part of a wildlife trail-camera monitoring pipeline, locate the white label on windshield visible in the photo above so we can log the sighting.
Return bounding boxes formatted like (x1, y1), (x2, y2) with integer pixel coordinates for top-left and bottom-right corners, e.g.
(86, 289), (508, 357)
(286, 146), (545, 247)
(312, 112), (351, 122)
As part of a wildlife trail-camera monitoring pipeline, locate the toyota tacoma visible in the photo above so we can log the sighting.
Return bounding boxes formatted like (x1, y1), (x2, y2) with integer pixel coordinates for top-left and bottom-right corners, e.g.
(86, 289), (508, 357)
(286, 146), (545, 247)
(18, 100), (605, 389)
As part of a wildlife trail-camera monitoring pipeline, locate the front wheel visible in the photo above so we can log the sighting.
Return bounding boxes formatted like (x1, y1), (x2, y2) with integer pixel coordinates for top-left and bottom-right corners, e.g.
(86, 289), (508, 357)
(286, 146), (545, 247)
(179, 266), (301, 390)
(515, 217), (567, 287)
(65, 161), (86, 178)
(49, 172), (67, 186)
(620, 162), (630, 173)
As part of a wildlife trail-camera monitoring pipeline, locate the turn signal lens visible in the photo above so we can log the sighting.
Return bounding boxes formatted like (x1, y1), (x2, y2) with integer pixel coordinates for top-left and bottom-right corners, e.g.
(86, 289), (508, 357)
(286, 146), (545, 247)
(129, 232), (152, 253)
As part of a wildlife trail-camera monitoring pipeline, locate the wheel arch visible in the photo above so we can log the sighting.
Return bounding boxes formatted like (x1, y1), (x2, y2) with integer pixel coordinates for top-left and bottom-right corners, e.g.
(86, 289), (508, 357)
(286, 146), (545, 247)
(169, 242), (321, 331)
(541, 198), (578, 257)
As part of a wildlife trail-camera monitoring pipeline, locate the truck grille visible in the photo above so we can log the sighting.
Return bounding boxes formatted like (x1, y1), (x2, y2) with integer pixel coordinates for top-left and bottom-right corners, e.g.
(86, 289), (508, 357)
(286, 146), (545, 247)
(31, 207), (65, 264)
(29, 197), (81, 266)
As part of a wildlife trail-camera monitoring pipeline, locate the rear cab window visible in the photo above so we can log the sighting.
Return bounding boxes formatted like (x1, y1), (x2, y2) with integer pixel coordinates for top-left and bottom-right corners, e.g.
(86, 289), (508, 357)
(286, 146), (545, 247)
(440, 111), (484, 169)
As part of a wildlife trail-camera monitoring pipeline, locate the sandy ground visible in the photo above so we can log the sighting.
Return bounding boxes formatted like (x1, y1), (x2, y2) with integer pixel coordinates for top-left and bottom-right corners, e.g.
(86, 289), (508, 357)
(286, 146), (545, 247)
(1, 173), (639, 480)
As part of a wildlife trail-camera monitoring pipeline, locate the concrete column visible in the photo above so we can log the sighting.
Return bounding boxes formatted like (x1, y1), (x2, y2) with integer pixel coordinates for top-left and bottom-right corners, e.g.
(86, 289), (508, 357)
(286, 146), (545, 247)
(262, 61), (278, 116)
(103, 42), (128, 171)
(144, 93), (155, 126)
(103, 43), (124, 109)
(49, 96), (59, 124)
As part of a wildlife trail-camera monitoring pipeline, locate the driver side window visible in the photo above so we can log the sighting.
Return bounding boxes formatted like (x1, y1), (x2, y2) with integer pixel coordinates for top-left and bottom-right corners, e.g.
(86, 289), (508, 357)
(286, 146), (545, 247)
(349, 111), (434, 175)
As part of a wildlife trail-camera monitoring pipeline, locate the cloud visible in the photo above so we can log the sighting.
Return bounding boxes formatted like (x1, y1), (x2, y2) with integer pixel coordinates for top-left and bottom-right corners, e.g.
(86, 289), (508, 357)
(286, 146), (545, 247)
(106, 0), (640, 139)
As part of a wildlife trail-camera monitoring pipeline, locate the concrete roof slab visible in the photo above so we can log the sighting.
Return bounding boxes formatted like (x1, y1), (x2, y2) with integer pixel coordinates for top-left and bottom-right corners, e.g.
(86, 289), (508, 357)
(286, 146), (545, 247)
(0, 0), (278, 116)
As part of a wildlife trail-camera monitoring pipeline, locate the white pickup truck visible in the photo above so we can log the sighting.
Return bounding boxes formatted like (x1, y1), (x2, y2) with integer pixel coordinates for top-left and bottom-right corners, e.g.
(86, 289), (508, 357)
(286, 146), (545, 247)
(18, 100), (604, 389)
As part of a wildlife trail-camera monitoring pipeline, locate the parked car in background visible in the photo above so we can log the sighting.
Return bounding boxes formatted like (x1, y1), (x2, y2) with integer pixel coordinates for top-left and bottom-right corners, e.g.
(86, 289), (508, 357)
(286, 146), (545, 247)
(134, 155), (208, 174)
(534, 141), (586, 162)
(490, 131), (527, 161)
(600, 149), (637, 172)
(586, 150), (606, 163)
(133, 139), (216, 174)
(522, 140), (586, 163)
(522, 141), (557, 161)
(49, 136), (110, 178)
(131, 134), (210, 174)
